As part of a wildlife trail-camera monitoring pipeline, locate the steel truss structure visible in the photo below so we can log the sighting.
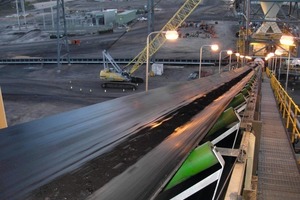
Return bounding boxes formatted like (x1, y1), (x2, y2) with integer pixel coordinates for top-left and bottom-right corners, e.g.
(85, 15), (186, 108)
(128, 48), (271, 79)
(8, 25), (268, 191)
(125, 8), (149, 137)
(235, 0), (300, 57)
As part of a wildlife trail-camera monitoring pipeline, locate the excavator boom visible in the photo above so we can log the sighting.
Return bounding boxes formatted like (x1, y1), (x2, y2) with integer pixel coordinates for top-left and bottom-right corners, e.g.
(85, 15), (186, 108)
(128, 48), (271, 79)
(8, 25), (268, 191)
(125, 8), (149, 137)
(99, 0), (203, 89)
(127, 0), (203, 74)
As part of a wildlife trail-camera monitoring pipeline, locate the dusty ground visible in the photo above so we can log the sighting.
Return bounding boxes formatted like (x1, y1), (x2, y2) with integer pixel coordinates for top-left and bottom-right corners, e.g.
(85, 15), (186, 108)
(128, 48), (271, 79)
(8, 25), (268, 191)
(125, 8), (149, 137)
(0, 0), (239, 126)
(0, 1), (237, 126)
(1, 63), (208, 126)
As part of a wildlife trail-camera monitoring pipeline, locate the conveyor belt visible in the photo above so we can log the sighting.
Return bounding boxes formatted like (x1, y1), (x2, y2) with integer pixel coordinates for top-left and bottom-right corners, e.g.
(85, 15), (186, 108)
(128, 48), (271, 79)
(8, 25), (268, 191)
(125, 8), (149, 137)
(0, 66), (254, 200)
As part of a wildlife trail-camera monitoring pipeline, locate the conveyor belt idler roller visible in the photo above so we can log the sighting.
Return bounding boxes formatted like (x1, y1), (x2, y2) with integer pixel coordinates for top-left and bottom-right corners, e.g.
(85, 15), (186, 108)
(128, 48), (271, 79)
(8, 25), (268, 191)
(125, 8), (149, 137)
(206, 107), (239, 137)
(226, 93), (246, 109)
(164, 142), (218, 190)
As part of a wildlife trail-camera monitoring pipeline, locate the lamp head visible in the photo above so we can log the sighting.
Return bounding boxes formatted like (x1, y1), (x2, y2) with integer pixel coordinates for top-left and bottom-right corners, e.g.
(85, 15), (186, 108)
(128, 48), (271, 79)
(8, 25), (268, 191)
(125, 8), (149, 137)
(211, 44), (219, 51)
(268, 52), (275, 57)
(275, 49), (283, 56)
(280, 35), (294, 46)
(165, 31), (179, 40)
(227, 50), (233, 55)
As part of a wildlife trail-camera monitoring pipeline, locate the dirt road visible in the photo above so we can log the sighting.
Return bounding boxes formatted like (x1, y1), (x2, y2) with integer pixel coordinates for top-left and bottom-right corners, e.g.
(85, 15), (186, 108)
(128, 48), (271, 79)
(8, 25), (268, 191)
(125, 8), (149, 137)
(0, 0), (239, 126)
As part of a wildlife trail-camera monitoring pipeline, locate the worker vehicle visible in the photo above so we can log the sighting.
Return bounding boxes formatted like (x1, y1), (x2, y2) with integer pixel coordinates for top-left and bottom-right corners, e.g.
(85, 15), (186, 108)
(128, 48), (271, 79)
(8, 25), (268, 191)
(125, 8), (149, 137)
(100, 50), (143, 90)
(99, 0), (203, 89)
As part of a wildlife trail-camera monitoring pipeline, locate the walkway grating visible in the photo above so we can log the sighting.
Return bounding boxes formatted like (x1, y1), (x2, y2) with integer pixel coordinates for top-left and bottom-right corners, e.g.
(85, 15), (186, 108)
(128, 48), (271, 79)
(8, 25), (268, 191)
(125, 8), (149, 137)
(257, 77), (300, 200)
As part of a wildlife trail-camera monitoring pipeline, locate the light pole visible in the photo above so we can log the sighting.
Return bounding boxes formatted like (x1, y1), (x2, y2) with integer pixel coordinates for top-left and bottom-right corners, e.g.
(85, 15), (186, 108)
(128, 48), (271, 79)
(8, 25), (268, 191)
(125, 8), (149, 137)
(199, 44), (219, 79)
(273, 55), (277, 75)
(275, 49), (283, 80)
(280, 35), (295, 91)
(268, 52), (274, 71)
(240, 55), (244, 66)
(15, 0), (20, 30)
(235, 53), (240, 68)
(146, 30), (178, 92)
(219, 50), (233, 73)
(266, 53), (274, 72)
(228, 50), (233, 70)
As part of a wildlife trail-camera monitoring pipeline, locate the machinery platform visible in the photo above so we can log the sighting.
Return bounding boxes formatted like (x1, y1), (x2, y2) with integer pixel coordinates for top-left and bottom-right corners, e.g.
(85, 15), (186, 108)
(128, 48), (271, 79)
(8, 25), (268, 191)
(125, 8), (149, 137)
(258, 76), (300, 200)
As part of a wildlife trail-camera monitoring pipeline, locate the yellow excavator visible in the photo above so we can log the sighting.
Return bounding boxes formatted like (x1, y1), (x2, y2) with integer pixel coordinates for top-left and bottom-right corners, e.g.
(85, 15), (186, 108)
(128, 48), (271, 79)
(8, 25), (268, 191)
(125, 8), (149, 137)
(100, 50), (143, 90)
(100, 0), (204, 89)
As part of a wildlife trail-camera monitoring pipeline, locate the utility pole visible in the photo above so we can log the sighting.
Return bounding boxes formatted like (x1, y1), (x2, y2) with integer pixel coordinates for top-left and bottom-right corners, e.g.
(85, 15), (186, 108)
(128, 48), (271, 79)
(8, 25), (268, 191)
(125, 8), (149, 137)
(245, 0), (250, 55)
(147, 0), (154, 34)
(20, 0), (27, 29)
(56, 0), (70, 72)
(15, 0), (20, 30)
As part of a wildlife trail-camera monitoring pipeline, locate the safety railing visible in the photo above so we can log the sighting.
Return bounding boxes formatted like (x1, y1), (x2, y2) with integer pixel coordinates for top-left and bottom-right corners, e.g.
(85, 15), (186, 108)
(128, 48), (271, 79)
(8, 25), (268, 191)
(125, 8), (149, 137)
(266, 68), (300, 144)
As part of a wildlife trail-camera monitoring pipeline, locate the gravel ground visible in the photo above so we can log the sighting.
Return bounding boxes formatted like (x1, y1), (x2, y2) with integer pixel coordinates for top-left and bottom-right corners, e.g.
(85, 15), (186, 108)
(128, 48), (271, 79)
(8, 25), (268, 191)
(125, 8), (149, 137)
(0, 0), (239, 126)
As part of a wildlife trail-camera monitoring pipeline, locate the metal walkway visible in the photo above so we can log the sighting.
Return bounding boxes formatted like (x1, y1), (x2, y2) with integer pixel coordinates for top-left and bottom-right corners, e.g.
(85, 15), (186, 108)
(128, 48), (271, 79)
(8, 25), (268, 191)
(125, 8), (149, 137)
(258, 76), (300, 199)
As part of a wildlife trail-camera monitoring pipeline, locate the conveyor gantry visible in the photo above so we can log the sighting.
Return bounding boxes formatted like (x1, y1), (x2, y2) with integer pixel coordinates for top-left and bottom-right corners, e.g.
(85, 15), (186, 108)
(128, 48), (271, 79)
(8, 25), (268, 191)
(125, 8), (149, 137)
(0, 64), (258, 200)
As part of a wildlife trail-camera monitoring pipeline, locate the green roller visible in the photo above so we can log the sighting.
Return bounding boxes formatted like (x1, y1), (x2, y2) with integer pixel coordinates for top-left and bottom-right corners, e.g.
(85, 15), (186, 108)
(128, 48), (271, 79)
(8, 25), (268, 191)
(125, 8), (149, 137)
(241, 88), (250, 97)
(247, 81), (253, 87)
(249, 77), (255, 84)
(164, 142), (218, 190)
(244, 84), (252, 92)
(206, 107), (238, 137)
(250, 75), (256, 82)
(226, 93), (246, 109)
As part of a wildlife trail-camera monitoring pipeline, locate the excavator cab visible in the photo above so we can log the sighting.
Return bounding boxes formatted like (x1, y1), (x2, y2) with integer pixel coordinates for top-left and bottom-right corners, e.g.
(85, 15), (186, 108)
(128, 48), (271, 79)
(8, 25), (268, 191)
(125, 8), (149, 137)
(100, 50), (143, 90)
(100, 68), (131, 82)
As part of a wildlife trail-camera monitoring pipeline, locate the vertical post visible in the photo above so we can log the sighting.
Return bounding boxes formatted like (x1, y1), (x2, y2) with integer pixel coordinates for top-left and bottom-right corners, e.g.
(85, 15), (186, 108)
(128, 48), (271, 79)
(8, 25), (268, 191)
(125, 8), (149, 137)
(278, 55), (282, 80)
(285, 49), (291, 91)
(56, 0), (61, 70)
(51, 5), (55, 29)
(146, 33), (151, 92)
(199, 47), (203, 79)
(229, 54), (232, 69)
(147, 0), (154, 34)
(61, 0), (70, 65)
(42, 9), (46, 30)
(56, 0), (70, 71)
(245, 0), (250, 55)
(240, 55), (244, 66)
(274, 56), (278, 76)
(219, 51), (222, 73)
(0, 88), (7, 129)
(20, 0), (27, 29)
(273, 57), (275, 74)
(15, 0), (20, 30)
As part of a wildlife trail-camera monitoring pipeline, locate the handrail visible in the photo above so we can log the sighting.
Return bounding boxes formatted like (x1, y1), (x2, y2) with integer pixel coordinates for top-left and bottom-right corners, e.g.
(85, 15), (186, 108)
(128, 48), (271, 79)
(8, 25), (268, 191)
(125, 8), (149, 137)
(266, 68), (300, 144)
